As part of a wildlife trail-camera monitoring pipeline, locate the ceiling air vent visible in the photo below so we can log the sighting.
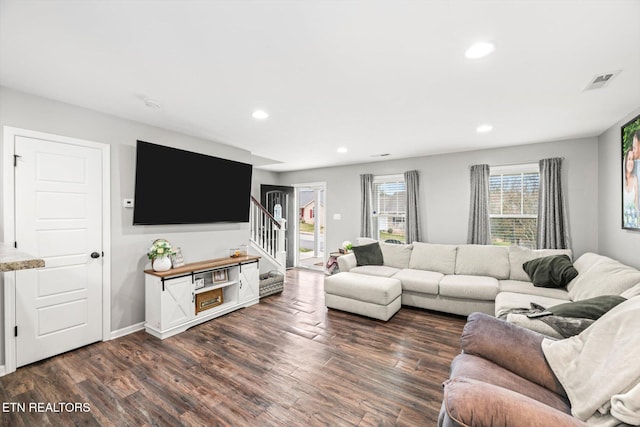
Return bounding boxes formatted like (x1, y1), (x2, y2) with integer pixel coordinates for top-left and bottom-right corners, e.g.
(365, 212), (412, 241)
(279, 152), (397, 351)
(584, 70), (621, 91)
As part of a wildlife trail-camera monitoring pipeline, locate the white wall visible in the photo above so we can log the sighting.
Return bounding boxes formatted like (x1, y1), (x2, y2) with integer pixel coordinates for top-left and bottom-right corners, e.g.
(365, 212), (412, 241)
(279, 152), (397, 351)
(277, 137), (599, 259)
(0, 87), (268, 361)
(597, 106), (640, 269)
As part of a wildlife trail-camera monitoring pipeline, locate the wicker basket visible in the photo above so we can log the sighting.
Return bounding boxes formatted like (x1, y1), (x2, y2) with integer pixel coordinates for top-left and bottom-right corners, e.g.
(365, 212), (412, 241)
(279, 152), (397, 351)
(259, 271), (284, 298)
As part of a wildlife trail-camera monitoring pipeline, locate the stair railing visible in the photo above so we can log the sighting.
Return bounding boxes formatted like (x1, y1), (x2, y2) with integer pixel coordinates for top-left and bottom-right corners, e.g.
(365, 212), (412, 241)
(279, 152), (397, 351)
(250, 196), (286, 267)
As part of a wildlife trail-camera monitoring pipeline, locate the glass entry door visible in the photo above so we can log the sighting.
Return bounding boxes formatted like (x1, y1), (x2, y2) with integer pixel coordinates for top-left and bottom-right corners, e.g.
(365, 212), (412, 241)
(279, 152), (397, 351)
(295, 184), (326, 271)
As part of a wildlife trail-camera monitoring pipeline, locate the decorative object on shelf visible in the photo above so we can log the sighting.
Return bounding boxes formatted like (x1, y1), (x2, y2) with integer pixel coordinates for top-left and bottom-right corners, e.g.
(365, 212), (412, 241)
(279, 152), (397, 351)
(195, 288), (224, 314)
(229, 248), (240, 257)
(212, 269), (228, 283)
(340, 240), (353, 254)
(147, 239), (176, 272)
(170, 247), (185, 268)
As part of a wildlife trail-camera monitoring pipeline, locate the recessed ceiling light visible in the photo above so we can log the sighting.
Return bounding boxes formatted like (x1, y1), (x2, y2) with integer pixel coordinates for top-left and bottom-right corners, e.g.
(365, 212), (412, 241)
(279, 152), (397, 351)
(476, 124), (493, 133)
(465, 42), (495, 59)
(252, 110), (269, 120)
(337, 147), (348, 154)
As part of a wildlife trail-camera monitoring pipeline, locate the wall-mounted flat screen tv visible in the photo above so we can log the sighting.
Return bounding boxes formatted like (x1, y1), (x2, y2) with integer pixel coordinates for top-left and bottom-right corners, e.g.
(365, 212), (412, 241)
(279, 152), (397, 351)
(133, 140), (253, 225)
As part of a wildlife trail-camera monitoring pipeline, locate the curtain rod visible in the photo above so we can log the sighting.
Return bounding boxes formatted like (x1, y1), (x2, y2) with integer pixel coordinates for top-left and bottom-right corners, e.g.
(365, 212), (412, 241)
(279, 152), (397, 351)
(480, 157), (566, 169)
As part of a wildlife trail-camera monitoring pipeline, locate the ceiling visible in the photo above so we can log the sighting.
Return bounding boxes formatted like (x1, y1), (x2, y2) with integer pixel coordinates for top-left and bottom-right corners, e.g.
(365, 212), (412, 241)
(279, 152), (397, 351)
(1, 1), (639, 172)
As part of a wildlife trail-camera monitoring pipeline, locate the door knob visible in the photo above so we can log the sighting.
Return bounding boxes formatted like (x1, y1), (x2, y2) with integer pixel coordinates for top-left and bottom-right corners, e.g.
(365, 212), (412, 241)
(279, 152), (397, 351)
(90, 252), (101, 259)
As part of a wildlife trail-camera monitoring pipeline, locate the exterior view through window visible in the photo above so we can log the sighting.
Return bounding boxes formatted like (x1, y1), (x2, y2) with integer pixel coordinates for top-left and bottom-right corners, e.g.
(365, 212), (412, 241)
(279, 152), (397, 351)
(489, 164), (540, 248)
(373, 175), (406, 243)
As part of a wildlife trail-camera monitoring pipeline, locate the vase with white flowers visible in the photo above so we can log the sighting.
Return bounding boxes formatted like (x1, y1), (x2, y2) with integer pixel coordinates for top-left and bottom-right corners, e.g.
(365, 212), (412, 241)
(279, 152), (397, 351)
(148, 239), (175, 272)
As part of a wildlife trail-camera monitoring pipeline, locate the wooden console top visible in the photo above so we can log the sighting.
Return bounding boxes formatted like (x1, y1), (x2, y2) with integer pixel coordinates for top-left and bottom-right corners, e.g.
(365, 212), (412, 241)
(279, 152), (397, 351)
(144, 255), (260, 278)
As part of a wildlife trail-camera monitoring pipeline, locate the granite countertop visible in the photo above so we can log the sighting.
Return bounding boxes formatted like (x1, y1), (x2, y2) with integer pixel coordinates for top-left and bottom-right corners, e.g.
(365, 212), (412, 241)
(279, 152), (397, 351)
(0, 244), (45, 272)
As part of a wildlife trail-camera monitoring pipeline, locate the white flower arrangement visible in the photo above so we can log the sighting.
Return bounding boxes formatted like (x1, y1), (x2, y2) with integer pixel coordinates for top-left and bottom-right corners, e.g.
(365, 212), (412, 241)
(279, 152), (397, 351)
(147, 239), (175, 261)
(342, 240), (353, 251)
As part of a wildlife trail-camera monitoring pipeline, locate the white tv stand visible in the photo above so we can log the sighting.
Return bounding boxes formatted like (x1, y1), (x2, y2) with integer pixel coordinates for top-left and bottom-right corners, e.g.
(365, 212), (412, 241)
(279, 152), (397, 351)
(144, 255), (260, 339)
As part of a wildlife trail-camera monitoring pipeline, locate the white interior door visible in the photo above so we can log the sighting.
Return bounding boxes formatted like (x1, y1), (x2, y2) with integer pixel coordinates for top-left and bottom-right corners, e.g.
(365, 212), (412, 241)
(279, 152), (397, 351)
(14, 135), (103, 367)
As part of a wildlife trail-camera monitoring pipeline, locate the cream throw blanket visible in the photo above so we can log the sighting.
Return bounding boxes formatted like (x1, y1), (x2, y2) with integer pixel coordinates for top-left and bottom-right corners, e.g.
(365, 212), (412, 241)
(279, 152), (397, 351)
(542, 296), (640, 426)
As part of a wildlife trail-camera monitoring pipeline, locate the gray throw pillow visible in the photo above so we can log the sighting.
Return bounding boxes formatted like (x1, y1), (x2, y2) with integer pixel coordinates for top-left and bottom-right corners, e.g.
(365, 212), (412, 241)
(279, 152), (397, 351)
(523, 254), (578, 288)
(548, 295), (627, 320)
(352, 242), (384, 266)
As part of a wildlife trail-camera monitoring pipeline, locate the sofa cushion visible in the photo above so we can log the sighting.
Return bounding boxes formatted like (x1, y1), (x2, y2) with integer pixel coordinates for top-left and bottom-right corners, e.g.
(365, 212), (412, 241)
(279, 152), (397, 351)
(495, 292), (570, 318)
(379, 242), (413, 269)
(523, 255), (578, 288)
(352, 242), (383, 266)
(449, 353), (571, 412)
(408, 242), (457, 274)
(350, 265), (400, 278)
(439, 275), (499, 301)
(568, 254), (640, 301)
(508, 246), (573, 281)
(324, 272), (401, 305)
(499, 280), (573, 300)
(622, 282), (640, 299)
(392, 268), (442, 294)
(455, 245), (510, 279)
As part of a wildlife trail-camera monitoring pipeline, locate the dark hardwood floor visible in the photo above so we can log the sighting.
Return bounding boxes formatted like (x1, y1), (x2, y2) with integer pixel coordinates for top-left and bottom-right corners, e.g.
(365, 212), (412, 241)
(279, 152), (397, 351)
(0, 269), (466, 426)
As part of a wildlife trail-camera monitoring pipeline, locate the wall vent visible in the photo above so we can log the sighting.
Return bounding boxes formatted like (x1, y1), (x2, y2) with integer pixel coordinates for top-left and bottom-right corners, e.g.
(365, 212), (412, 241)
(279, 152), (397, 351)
(584, 70), (621, 91)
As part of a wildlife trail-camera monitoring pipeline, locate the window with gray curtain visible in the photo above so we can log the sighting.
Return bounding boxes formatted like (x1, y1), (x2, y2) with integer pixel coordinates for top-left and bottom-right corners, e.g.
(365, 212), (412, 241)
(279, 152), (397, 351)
(404, 170), (421, 244)
(467, 164), (491, 245)
(360, 174), (374, 239)
(489, 163), (540, 248)
(372, 174), (406, 242)
(537, 157), (570, 249)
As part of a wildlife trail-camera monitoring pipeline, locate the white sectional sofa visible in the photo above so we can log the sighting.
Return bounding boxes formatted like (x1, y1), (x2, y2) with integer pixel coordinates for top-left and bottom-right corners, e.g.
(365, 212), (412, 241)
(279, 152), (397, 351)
(328, 241), (640, 321)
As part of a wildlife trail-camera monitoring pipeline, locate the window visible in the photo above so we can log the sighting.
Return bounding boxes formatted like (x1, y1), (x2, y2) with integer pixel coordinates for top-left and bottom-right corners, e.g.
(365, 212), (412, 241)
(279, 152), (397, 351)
(489, 164), (539, 248)
(372, 174), (406, 243)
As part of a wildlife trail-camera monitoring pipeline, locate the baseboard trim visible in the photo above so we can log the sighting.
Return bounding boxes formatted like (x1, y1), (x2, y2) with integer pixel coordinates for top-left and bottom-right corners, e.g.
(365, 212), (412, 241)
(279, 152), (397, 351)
(0, 365), (6, 377)
(110, 322), (145, 340)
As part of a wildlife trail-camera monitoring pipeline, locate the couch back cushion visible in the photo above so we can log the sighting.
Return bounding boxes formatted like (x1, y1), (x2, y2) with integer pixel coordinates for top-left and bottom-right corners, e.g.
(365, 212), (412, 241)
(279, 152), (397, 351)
(379, 242), (413, 269)
(409, 242), (457, 274)
(568, 253), (640, 301)
(508, 246), (573, 281)
(455, 245), (510, 279)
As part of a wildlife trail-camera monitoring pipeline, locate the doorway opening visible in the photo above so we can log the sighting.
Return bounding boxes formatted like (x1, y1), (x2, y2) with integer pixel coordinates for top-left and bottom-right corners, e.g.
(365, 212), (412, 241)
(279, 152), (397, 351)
(295, 183), (326, 271)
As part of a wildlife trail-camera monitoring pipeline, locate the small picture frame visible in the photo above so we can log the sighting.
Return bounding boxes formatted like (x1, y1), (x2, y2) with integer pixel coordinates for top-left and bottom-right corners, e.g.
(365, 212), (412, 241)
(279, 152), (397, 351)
(212, 269), (228, 283)
(194, 277), (205, 290)
(171, 247), (185, 268)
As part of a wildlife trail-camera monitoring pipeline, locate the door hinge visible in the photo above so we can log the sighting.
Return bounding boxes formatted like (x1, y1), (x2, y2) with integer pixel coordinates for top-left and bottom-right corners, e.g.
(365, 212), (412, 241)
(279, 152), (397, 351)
(14, 326), (18, 337)
(13, 154), (22, 167)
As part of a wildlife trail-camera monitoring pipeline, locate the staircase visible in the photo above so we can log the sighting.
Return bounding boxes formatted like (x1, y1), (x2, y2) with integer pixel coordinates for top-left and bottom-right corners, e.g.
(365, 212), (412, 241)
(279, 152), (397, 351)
(249, 196), (286, 274)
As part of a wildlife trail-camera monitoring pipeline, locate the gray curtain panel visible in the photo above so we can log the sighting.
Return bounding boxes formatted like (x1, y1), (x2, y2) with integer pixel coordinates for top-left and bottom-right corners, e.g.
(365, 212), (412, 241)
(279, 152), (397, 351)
(467, 164), (491, 245)
(404, 170), (422, 244)
(360, 174), (374, 239)
(537, 157), (571, 249)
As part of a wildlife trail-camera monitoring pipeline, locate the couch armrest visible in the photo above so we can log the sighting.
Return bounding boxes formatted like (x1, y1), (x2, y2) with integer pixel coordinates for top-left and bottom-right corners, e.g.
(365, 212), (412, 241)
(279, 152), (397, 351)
(337, 253), (356, 272)
(441, 377), (586, 427)
(461, 312), (565, 396)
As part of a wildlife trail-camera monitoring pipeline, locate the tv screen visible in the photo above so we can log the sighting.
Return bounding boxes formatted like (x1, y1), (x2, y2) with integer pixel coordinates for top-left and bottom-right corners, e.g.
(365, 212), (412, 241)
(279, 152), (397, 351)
(133, 141), (253, 225)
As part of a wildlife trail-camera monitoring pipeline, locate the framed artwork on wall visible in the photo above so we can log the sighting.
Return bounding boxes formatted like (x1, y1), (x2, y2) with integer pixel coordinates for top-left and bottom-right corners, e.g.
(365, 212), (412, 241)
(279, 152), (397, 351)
(622, 112), (640, 230)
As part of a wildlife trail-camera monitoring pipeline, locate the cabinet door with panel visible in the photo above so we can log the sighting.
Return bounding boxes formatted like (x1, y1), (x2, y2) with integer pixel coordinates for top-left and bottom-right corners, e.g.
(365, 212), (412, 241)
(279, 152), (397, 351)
(161, 276), (194, 329)
(239, 262), (259, 303)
